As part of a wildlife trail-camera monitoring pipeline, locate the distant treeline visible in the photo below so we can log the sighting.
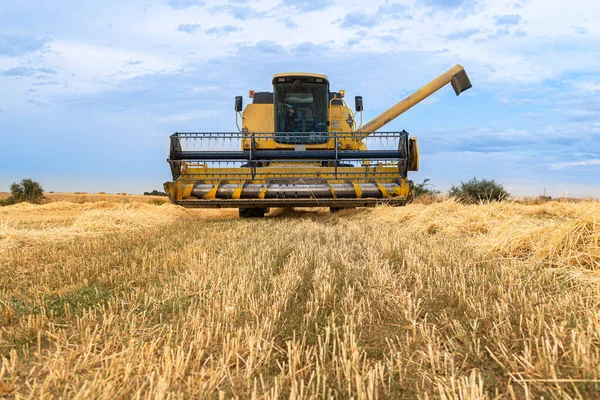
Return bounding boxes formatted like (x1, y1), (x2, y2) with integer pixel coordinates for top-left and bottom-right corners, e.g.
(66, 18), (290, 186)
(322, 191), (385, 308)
(143, 190), (167, 196)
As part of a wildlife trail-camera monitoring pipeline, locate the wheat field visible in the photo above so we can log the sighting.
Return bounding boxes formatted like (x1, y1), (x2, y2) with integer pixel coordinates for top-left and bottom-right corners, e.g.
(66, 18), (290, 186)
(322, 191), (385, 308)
(1, 196), (599, 399)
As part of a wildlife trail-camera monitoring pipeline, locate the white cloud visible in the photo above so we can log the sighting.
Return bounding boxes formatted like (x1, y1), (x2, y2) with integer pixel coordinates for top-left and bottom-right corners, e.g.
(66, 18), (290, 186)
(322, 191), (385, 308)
(156, 109), (220, 122)
(570, 81), (600, 93)
(167, 0), (206, 10)
(0, 33), (50, 56)
(550, 159), (600, 170)
(40, 41), (184, 93)
(5, 0), (597, 93)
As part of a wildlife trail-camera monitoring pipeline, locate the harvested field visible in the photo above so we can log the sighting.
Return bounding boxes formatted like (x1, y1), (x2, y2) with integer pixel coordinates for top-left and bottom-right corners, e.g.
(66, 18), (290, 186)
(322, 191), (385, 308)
(0, 192), (168, 204)
(1, 198), (599, 399)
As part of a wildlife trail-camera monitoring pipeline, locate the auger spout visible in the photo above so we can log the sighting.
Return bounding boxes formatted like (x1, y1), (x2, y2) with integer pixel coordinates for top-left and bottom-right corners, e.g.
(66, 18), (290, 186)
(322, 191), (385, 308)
(355, 64), (472, 140)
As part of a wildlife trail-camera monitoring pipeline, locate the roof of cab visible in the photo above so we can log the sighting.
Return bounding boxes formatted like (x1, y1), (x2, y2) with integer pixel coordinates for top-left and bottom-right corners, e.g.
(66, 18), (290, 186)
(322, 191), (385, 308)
(272, 72), (329, 84)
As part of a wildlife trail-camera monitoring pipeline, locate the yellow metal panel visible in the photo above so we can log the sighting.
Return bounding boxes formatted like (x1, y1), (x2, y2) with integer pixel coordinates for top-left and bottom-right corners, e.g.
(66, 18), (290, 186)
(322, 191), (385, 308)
(328, 97), (355, 137)
(272, 72), (329, 83)
(409, 137), (419, 171)
(164, 181), (194, 201)
(376, 183), (389, 198)
(330, 106), (341, 118)
(391, 180), (411, 197)
(352, 183), (362, 198)
(329, 104), (350, 134)
(242, 104), (274, 133)
(242, 133), (363, 151)
(327, 182), (337, 198)
(232, 186), (243, 199)
(203, 185), (219, 199)
(179, 164), (404, 185)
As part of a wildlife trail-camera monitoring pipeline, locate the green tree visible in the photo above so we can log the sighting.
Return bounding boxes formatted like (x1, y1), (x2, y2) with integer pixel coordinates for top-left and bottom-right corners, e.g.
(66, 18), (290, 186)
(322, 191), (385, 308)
(8, 178), (45, 204)
(449, 177), (509, 204)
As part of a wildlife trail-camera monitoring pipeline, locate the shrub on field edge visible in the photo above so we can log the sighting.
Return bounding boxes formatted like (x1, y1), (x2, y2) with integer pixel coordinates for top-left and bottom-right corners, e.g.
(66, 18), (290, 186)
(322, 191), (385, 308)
(414, 178), (441, 197)
(149, 199), (167, 206)
(144, 190), (167, 196)
(2, 178), (45, 205)
(449, 177), (509, 204)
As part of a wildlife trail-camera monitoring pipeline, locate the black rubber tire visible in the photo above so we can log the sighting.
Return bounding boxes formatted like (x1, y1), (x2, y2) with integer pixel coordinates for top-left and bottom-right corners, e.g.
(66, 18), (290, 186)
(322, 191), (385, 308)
(239, 208), (266, 218)
(330, 207), (356, 213)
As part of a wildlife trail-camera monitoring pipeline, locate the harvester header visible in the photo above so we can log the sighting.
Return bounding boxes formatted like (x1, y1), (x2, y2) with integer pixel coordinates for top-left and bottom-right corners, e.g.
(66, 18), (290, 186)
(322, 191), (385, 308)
(164, 65), (472, 217)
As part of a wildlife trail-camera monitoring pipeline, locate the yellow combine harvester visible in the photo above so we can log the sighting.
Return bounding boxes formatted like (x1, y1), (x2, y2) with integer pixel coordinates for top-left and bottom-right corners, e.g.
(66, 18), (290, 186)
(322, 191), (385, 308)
(164, 65), (471, 217)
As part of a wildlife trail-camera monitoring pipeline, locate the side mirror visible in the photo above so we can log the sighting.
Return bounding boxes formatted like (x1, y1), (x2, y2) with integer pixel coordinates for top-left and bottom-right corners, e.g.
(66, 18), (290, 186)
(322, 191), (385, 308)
(235, 96), (243, 112)
(355, 96), (363, 112)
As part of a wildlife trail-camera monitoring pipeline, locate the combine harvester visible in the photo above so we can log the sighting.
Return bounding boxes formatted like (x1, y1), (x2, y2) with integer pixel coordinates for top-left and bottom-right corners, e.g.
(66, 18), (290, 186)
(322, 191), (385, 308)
(164, 65), (471, 217)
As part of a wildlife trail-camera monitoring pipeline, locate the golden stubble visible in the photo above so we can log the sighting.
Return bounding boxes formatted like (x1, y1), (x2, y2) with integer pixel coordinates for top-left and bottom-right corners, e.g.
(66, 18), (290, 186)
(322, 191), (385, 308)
(1, 197), (599, 399)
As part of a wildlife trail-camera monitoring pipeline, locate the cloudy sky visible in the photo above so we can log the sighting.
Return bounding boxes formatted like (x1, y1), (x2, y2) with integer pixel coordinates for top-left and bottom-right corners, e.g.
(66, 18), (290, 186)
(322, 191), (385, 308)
(1, 0), (599, 197)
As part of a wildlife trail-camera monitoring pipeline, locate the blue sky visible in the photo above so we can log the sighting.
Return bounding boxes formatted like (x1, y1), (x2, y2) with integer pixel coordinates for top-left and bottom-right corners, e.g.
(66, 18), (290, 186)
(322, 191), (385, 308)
(0, 0), (599, 197)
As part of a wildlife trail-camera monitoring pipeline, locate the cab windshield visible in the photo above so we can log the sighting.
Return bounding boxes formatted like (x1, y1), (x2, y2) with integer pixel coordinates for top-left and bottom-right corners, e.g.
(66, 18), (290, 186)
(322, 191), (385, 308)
(273, 78), (328, 143)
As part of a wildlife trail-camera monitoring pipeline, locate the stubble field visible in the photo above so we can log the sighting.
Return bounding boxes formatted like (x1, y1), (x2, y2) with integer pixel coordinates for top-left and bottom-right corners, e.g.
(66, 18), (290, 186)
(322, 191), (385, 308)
(1, 195), (599, 399)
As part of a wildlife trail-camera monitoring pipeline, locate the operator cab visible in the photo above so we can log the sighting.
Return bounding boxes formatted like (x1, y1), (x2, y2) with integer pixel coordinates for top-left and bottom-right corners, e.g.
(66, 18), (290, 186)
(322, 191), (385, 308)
(272, 73), (329, 144)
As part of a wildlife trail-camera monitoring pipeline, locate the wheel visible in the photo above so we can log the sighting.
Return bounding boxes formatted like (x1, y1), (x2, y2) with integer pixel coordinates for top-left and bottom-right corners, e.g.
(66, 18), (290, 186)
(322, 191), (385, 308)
(239, 208), (266, 218)
(330, 207), (355, 213)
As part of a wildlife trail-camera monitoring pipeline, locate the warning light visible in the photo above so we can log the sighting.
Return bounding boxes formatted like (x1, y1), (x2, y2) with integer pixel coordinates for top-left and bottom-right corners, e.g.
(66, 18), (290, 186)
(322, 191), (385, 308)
(249, 90), (255, 98)
(339, 90), (345, 97)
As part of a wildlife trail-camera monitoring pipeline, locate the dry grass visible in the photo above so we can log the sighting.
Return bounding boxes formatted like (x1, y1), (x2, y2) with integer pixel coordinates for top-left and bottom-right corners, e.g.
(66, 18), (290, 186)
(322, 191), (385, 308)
(0, 192), (167, 204)
(1, 198), (599, 399)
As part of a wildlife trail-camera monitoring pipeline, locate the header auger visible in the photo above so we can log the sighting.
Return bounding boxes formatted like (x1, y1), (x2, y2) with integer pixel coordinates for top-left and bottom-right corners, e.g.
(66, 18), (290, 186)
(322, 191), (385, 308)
(164, 65), (472, 217)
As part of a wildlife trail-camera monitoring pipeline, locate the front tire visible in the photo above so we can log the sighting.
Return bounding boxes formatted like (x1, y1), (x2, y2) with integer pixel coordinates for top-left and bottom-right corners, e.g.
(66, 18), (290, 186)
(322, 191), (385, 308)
(330, 207), (355, 213)
(239, 208), (266, 218)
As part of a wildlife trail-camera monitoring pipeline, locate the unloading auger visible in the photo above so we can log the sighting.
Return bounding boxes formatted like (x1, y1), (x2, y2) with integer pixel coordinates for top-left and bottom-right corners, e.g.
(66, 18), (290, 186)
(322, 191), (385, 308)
(164, 65), (472, 217)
